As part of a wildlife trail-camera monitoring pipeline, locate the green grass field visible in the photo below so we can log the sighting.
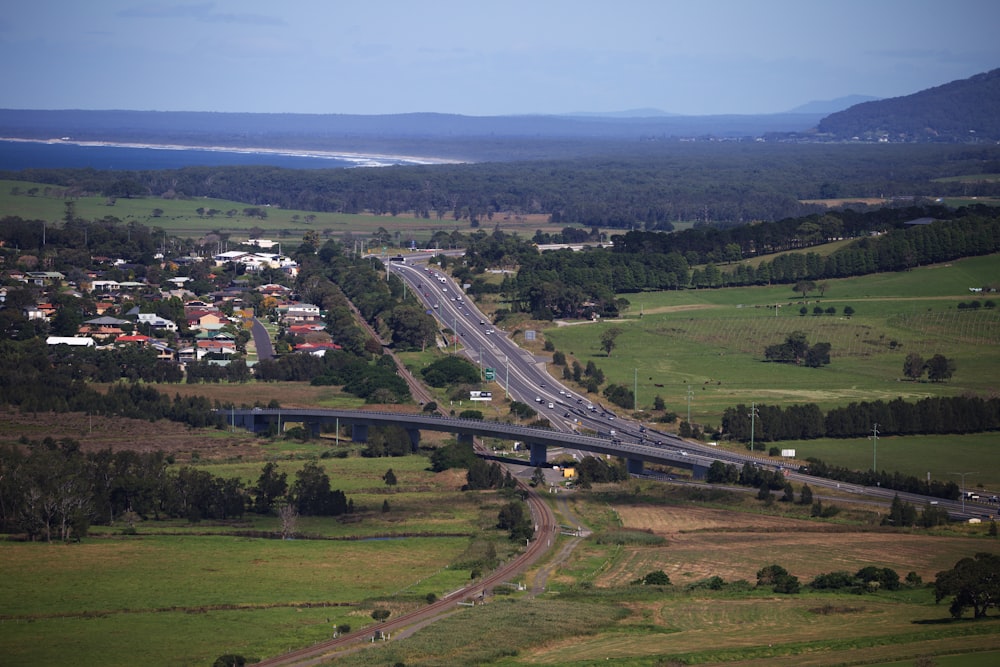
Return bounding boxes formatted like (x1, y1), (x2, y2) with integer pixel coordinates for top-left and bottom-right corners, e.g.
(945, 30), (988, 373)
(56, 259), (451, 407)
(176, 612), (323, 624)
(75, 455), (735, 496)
(0, 178), (522, 244)
(543, 254), (1000, 423)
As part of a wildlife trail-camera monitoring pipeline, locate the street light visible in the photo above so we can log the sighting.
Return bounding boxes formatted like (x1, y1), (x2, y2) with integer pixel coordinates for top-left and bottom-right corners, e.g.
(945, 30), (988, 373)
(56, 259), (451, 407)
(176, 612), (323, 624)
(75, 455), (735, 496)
(949, 471), (977, 515)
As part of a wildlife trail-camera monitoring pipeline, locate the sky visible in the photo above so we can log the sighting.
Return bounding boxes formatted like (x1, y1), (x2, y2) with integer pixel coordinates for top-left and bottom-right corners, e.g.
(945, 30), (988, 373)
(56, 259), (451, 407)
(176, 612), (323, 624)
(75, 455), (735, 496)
(2, 1), (998, 117)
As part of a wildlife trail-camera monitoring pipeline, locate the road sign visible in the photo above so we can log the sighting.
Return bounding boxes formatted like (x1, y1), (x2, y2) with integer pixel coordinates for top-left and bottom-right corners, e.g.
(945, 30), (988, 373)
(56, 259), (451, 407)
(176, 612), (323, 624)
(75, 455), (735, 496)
(484, 368), (495, 381)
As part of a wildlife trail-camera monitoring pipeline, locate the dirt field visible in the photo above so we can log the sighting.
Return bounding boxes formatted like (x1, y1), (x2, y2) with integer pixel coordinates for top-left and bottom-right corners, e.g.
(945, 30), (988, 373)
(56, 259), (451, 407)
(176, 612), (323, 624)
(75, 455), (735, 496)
(0, 407), (264, 459)
(601, 504), (986, 586)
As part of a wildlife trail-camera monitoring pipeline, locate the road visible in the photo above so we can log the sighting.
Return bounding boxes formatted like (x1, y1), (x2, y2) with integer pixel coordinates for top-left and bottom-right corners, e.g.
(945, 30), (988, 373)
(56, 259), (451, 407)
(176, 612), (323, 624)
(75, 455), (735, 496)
(252, 453), (558, 666)
(251, 317), (274, 360)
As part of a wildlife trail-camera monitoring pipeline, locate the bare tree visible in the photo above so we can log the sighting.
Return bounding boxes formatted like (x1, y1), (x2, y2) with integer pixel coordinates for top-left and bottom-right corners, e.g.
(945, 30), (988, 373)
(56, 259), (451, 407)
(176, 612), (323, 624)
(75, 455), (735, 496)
(278, 502), (298, 540)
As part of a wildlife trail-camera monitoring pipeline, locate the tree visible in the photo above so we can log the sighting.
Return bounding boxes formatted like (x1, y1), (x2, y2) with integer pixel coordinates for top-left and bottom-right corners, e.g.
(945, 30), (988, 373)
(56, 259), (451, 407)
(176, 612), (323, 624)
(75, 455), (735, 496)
(382, 468), (397, 488)
(903, 352), (926, 381)
(253, 461), (287, 514)
(371, 608), (391, 622)
(925, 354), (955, 382)
(799, 483), (813, 506)
(794, 280), (816, 298)
(642, 570), (671, 585)
(935, 552), (1000, 618)
(756, 564), (800, 593)
(600, 326), (623, 357)
(531, 467), (546, 487)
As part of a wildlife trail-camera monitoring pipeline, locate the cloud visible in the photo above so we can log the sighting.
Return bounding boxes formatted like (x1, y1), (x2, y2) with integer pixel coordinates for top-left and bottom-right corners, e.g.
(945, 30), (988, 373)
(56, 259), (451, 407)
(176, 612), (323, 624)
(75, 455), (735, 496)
(118, 2), (284, 26)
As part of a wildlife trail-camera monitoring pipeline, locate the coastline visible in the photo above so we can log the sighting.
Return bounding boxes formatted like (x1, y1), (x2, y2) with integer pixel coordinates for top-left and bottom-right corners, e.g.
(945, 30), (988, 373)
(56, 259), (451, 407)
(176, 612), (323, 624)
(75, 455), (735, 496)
(0, 136), (464, 168)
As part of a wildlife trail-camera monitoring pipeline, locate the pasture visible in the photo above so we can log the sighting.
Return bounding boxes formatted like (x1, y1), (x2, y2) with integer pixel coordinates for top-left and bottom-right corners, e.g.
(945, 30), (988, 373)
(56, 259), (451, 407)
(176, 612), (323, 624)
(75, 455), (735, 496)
(0, 449), (506, 666)
(543, 255), (1000, 425)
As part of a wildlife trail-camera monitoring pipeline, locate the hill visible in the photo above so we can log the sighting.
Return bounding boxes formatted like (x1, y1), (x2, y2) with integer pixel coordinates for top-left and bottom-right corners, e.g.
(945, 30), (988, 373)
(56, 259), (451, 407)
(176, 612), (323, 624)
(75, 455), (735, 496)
(817, 68), (1000, 142)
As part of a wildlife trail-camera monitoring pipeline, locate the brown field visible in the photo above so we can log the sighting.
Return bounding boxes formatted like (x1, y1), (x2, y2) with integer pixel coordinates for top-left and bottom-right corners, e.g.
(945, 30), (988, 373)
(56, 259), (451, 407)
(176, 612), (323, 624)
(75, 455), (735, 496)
(0, 407), (263, 459)
(598, 504), (990, 587)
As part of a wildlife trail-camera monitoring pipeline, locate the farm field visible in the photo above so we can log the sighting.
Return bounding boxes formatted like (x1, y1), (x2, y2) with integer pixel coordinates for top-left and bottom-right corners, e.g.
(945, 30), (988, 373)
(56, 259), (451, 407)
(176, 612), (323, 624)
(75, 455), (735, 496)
(291, 483), (1000, 667)
(542, 254), (1000, 426)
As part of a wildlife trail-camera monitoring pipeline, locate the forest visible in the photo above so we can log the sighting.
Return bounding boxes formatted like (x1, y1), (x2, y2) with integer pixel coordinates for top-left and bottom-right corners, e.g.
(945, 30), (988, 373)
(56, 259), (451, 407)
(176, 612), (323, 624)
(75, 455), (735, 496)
(4, 142), (1000, 228)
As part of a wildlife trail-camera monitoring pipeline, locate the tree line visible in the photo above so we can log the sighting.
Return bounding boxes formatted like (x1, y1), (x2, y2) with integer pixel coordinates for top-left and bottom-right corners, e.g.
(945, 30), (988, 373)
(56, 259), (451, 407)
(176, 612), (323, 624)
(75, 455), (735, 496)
(455, 206), (1000, 321)
(0, 439), (355, 541)
(721, 395), (1000, 444)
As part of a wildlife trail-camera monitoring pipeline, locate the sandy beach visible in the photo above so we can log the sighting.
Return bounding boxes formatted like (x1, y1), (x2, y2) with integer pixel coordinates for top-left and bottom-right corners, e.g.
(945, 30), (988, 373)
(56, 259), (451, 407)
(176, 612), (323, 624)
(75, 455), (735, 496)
(0, 136), (463, 168)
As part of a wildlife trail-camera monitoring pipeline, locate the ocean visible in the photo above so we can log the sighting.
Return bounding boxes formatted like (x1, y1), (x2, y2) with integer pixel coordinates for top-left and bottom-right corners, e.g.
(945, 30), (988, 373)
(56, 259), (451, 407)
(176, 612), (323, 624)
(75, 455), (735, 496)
(0, 140), (425, 171)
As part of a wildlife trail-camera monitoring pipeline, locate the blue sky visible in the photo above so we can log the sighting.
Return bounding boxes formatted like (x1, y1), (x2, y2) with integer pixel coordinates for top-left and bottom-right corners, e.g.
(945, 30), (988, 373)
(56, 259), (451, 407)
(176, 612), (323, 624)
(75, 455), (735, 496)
(2, 1), (998, 116)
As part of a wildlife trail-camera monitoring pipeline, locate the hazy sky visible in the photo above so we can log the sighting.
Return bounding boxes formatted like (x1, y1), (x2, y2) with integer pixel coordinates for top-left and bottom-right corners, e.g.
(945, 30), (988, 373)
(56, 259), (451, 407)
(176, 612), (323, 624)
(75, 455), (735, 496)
(3, 1), (998, 116)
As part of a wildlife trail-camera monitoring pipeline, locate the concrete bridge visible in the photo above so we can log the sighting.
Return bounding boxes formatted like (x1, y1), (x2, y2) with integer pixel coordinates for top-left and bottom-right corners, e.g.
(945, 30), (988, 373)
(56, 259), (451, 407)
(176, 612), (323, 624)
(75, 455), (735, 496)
(222, 408), (709, 477)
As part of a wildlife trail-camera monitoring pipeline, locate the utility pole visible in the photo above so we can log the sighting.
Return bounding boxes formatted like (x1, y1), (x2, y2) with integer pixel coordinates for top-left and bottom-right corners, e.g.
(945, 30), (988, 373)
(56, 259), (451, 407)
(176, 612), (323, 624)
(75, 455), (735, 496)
(505, 355), (509, 399)
(686, 384), (694, 425)
(634, 368), (638, 413)
(748, 402), (759, 452)
(949, 472), (977, 515)
(870, 423), (880, 472)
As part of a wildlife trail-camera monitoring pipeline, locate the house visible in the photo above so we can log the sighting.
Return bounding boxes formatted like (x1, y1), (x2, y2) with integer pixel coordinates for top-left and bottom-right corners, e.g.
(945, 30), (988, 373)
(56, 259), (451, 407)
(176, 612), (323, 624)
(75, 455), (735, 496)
(24, 305), (48, 321)
(288, 323), (326, 335)
(78, 316), (130, 339)
(258, 283), (292, 297)
(26, 271), (65, 286)
(185, 308), (227, 331)
(116, 334), (154, 346)
(46, 336), (96, 347)
(284, 303), (321, 324)
(214, 250), (250, 266)
(196, 339), (237, 358)
(137, 313), (178, 332)
(88, 280), (121, 293)
(293, 341), (342, 356)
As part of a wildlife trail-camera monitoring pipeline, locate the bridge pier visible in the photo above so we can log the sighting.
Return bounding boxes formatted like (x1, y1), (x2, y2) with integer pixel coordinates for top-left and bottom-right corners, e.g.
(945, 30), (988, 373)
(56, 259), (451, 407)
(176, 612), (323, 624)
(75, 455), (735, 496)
(627, 458), (644, 475)
(529, 442), (547, 467)
(692, 462), (708, 480)
(457, 432), (475, 447)
(351, 423), (369, 443)
(406, 428), (421, 453)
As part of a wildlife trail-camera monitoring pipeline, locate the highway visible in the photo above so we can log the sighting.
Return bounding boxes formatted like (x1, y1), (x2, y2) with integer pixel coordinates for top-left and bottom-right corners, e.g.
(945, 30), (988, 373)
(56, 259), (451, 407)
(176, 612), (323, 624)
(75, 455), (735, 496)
(390, 257), (989, 522)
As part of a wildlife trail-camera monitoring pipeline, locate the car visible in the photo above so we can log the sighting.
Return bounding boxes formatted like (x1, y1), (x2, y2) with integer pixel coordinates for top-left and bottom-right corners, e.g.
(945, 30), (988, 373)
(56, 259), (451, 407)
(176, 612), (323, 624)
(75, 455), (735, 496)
(547, 402), (555, 409)
(485, 329), (491, 335)
(535, 396), (542, 403)
(479, 320), (485, 325)
(563, 411), (570, 418)
(680, 451), (688, 456)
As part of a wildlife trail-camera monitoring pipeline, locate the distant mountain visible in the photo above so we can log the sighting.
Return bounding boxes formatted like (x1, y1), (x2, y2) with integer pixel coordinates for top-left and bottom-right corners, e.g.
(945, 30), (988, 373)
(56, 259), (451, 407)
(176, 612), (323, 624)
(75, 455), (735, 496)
(817, 69), (1000, 142)
(786, 95), (879, 114)
(561, 108), (677, 118)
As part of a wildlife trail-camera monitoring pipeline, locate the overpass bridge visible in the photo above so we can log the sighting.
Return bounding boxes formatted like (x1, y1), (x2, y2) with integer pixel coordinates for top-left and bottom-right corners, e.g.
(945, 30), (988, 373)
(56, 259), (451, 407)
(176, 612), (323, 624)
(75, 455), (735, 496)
(223, 408), (710, 477)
